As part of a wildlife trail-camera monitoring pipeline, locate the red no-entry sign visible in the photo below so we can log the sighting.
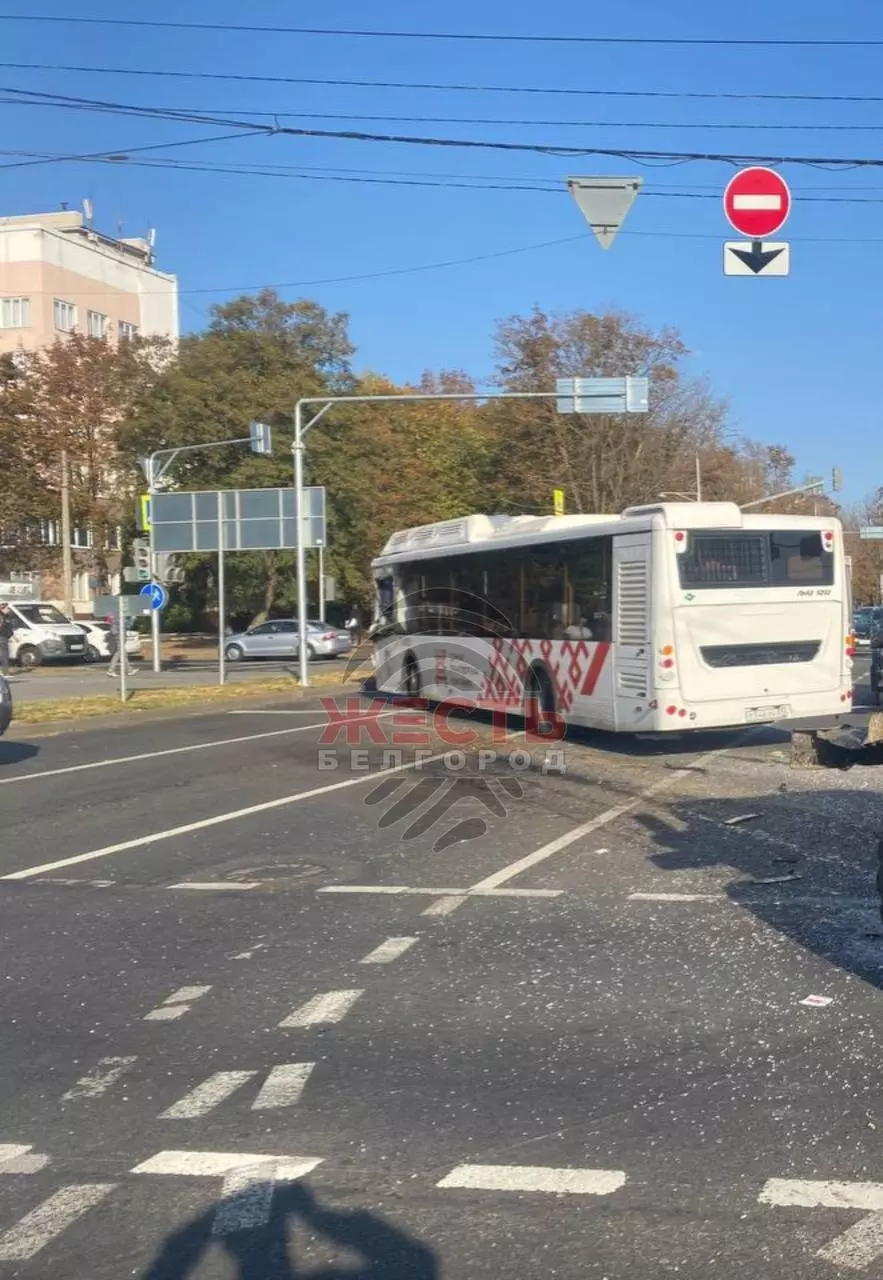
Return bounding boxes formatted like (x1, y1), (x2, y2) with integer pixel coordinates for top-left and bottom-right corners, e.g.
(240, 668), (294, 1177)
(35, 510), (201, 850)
(724, 167), (791, 239)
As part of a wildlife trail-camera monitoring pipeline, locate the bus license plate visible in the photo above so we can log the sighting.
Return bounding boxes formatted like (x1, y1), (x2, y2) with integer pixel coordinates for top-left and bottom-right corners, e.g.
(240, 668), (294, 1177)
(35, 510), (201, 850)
(745, 704), (789, 723)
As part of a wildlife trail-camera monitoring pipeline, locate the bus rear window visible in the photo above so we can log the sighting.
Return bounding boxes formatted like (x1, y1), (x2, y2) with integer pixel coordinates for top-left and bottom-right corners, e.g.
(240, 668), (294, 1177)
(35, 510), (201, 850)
(679, 531), (834, 589)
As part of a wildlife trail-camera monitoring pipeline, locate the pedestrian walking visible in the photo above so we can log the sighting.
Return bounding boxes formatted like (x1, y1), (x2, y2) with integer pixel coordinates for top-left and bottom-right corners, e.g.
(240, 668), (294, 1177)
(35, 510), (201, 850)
(346, 604), (361, 648)
(106, 612), (130, 678)
(0, 602), (14, 677)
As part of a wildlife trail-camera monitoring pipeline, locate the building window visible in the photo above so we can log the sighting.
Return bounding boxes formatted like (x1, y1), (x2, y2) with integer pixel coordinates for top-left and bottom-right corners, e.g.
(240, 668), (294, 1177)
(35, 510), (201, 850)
(118, 320), (139, 340)
(87, 310), (108, 339)
(0, 297), (31, 329)
(53, 299), (77, 332)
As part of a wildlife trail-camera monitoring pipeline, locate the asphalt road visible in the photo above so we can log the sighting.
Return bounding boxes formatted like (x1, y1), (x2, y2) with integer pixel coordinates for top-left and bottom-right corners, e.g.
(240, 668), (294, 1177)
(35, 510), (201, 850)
(6, 657), (347, 704)
(0, 691), (882, 1278)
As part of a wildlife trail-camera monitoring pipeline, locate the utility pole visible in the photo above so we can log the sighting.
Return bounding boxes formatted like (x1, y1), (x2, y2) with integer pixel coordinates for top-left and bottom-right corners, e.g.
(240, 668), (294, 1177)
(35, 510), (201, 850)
(695, 456), (702, 504)
(60, 449), (74, 617)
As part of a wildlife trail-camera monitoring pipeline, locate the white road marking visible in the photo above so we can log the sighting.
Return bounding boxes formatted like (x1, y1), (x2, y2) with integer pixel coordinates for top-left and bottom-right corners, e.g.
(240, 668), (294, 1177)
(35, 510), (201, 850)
(168, 881), (261, 892)
(469, 752), (721, 891)
(62, 1056), (137, 1101)
(2, 749), (450, 881)
(760, 1179), (883, 1270)
(161, 1071), (258, 1119)
(132, 1150), (322, 1179)
(359, 937), (418, 965)
(252, 1064), (315, 1110)
(279, 989), (364, 1028)
(628, 892), (723, 902)
(213, 1167), (277, 1235)
(143, 984), (212, 1022)
(0, 1184), (116, 1260)
(0, 1154), (49, 1174)
(422, 895), (467, 917)
(33, 878), (115, 888)
(0, 721), (340, 786)
(0, 1145), (35, 1168)
(818, 1214), (883, 1270)
(318, 885), (562, 899)
(437, 1164), (627, 1195)
(759, 1180), (883, 1212)
(143, 1006), (188, 1022)
(227, 709), (343, 715)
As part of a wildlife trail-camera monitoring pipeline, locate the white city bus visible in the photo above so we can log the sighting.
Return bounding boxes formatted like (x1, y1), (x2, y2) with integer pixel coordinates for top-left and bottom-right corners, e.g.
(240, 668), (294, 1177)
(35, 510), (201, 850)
(370, 502), (854, 733)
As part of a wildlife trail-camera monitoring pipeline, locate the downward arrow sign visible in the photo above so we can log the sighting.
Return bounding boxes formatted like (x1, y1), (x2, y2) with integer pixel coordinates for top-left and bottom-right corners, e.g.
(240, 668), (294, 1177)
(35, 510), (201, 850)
(730, 240), (786, 274)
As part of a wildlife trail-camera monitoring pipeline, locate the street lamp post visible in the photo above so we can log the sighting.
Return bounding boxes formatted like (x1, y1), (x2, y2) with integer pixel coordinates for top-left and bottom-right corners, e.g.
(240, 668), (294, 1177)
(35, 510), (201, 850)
(292, 379), (649, 688)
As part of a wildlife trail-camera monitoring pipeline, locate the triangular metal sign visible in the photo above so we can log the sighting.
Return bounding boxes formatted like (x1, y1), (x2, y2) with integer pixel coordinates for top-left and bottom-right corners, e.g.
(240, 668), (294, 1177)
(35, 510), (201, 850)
(567, 176), (643, 249)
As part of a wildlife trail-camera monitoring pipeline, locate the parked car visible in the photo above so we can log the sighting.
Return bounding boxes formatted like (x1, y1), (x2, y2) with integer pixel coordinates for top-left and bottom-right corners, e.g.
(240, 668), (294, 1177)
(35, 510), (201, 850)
(76, 621), (142, 663)
(0, 673), (10, 735)
(224, 619), (351, 663)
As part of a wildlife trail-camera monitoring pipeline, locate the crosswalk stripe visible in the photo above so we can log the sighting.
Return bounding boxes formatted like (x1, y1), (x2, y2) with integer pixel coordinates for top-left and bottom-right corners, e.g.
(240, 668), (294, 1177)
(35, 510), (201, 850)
(0, 1145), (33, 1167)
(359, 937), (418, 965)
(279, 990), (364, 1028)
(437, 1164), (627, 1195)
(0, 1184), (116, 1260)
(160, 1072), (258, 1119)
(144, 985), (213, 1022)
(252, 1064), (315, 1110)
(62, 1056), (138, 1101)
(132, 1151), (322, 1179)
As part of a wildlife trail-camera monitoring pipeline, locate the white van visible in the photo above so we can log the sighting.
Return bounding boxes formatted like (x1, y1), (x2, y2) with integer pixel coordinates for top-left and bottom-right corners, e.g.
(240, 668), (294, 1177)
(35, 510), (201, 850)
(1, 600), (87, 668)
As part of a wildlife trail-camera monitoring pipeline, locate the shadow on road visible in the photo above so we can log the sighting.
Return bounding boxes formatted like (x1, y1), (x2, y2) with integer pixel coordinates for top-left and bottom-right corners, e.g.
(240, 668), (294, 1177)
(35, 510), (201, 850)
(142, 1181), (438, 1280)
(634, 781), (883, 988)
(0, 740), (39, 768)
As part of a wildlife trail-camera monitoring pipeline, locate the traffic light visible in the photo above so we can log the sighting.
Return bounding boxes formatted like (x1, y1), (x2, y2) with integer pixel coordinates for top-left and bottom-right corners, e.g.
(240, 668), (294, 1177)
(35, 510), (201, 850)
(832, 466), (843, 493)
(249, 420), (272, 455)
(132, 538), (150, 582)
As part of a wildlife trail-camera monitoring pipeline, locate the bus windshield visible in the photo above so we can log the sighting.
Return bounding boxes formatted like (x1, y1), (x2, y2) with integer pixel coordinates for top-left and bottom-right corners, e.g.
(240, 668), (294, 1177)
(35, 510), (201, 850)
(678, 530), (834, 590)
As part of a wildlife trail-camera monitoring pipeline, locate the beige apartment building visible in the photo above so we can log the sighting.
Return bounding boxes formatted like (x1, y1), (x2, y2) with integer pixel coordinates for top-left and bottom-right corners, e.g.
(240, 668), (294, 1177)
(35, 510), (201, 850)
(0, 210), (179, 619)
(0, 209), (178, 353)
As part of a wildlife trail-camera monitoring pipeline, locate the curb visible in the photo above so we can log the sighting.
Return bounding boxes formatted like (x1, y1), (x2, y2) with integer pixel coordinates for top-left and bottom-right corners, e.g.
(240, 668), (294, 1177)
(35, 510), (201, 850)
(8, 682), (360, 739)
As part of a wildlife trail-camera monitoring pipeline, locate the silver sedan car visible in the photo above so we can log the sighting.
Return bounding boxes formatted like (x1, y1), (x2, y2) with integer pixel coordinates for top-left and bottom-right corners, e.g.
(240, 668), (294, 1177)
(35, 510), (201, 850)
(224, 619), (351, 663)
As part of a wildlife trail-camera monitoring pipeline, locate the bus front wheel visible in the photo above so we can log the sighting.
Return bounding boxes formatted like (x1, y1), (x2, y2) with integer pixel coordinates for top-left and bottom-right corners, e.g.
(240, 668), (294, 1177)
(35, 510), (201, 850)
(523, 664), (556, 733)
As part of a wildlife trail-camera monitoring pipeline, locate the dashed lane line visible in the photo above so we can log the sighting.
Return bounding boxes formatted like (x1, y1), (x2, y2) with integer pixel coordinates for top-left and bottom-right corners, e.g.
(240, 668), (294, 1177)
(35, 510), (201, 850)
(252, 1064), (315, 1110)
(436, 1164), (627, 1195)
(160, 1071), (258, 1120)
(0, 1184), (116, 1261)
(62, 1056), (138, 1101)
(1, 748), (452, 882)
(132, 1150), (322, 1180)
(278, 990), (364, 1029)
(143, 985), (212, 1022)
(168, 881), (261, 892)
(359, 937), (418, 964)
(318, 885), (561, 899)
(629, 892), (724, 902)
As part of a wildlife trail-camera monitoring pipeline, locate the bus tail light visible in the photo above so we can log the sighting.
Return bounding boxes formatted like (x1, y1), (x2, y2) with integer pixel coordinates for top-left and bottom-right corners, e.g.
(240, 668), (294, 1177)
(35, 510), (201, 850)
(674, 532), (687, 553)
(846, 633), (856, 658)
(822, 529), (835, 551)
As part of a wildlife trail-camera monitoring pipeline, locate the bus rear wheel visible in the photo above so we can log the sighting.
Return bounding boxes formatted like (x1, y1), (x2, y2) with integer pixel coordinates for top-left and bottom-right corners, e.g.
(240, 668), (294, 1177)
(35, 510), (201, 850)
(403, 654), (421, 697)
(523, 664), (556, 734)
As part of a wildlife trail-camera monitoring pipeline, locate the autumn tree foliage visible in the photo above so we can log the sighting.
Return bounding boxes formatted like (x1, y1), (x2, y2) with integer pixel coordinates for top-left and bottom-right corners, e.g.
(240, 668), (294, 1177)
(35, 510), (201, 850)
(0, 290), (851, 618)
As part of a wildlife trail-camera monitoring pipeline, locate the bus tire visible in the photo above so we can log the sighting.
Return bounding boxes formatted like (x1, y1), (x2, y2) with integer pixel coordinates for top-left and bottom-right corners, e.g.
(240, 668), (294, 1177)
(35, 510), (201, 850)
(403, 653), (421, 697)
(523, 663), (555, 734)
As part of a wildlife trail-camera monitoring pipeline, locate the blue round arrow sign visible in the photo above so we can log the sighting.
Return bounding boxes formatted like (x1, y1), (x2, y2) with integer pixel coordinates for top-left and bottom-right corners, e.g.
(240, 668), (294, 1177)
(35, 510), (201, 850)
(139, 582), (168, 611)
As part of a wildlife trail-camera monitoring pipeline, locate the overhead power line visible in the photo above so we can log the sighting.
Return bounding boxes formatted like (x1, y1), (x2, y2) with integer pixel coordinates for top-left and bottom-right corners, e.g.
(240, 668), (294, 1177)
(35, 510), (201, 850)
(4, 85), (883, 170)
(0, 14), (878, 46)
(9, 94), (883, 133)
(0, 61), (881, 105)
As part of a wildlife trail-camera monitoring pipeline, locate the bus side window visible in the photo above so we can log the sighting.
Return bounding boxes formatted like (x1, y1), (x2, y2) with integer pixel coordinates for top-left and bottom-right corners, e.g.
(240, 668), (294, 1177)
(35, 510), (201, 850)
(564, 536), (612, 642)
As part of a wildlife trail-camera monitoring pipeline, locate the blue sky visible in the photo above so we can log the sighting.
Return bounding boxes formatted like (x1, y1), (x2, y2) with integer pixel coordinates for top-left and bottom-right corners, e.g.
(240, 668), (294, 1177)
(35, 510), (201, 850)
(2, 0), (882, 504)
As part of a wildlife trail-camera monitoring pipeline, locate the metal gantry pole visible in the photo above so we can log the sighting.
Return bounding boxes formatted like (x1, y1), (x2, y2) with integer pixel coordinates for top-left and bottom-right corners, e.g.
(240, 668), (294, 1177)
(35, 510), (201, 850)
(293, 402), (309, 687)
(217, 490), (226, 687)
(148, 458), (161, 674)
(317, 541), (325, 621)
(118, 595), (128, 704)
